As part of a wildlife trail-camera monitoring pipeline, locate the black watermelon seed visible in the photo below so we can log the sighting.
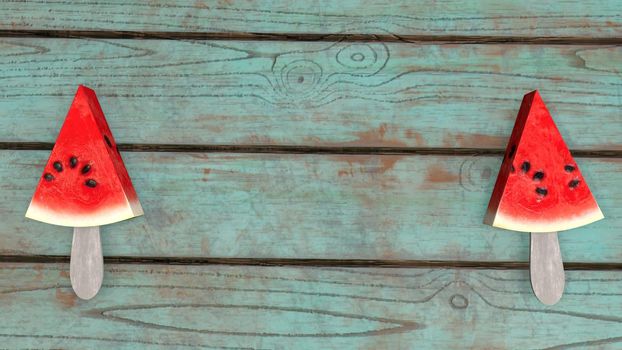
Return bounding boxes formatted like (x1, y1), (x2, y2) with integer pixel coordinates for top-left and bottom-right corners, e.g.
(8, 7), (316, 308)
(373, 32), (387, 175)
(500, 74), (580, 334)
(85, 179), (97, 188)
(69, 156), (78, 168)
(569, 179), (580, 188)
(104, 135), (113, 148)
(43, 173), (54, 181)
(532, 171), (544, 181)
(507, 145), (516, 159)
(521, 161), (531, 173)
(535, 187), (548, 196)
(565, 165), (576, 172)
(53, 161), (63, 172)
(81, 164), (91, 174)
(510, 164), (515, 173)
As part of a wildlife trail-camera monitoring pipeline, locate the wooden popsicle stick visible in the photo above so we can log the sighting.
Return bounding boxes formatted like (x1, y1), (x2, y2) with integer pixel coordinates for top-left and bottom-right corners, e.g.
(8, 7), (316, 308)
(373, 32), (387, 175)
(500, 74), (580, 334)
(70, 226), (103, 300)
(530, 232), (565, 305)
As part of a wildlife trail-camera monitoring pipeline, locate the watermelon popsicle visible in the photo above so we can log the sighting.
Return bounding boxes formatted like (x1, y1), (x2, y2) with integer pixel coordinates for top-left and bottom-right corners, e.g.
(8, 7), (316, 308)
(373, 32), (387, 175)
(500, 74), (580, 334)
(484, 90), (603, 305)
(25, 85), (143, 299)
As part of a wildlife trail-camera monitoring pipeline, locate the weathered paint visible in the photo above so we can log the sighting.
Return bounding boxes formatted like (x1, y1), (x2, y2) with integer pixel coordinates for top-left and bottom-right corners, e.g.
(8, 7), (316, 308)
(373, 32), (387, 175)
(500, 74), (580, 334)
(0, 39), (620, 150)
(0, 263), (621, 349)
(2, 2), (621, 345)
(3, 151), (620, 262)
(1, 0), (621, 37)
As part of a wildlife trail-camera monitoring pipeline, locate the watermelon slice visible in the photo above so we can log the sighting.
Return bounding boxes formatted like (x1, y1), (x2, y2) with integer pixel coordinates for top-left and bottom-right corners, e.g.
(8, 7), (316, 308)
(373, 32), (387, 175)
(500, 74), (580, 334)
(25, 85), (143, 227)
(484, 90), (603, 233)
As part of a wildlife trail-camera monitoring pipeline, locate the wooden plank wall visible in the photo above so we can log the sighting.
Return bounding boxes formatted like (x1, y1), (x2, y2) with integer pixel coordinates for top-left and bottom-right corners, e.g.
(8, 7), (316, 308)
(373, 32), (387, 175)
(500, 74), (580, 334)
(0, 1), (621, 348)
(2, 1), (621, 37)
(2, 264), (622, 349)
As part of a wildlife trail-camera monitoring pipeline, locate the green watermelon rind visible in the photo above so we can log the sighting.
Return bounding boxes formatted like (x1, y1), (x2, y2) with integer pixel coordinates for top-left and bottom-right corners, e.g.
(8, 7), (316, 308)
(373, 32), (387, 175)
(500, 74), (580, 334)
(26, 197), (143, 228)
(487, 205), (604, 233)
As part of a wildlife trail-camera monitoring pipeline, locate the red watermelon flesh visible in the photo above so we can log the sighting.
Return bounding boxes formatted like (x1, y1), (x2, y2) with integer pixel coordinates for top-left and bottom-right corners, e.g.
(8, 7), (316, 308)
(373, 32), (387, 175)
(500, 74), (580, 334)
(484, 90), (603, 233)
(26, 85), (143, 227)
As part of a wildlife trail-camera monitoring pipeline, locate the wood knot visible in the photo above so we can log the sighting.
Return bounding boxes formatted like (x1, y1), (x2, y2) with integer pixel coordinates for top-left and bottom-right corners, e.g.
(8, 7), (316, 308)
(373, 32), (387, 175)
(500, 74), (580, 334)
(279, 59), (323, 97)
(449, 294), (468, 309)
(336, 43), (376, 69)
(459, 156), (494, 192)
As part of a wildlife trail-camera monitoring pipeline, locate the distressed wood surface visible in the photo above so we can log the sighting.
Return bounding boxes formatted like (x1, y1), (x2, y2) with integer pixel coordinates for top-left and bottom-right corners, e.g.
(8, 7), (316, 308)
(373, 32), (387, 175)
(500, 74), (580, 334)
(0, 38), (621, 150)
(3, 1), (622, 347)
(1, 0), (621, 38)
(1, 263), (621, 349)
(3, 150), (620, 263)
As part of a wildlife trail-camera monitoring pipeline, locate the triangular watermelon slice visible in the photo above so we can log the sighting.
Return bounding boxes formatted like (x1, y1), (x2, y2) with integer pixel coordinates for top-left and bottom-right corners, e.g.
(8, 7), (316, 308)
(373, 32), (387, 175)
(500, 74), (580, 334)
(26, 85), (143, 227)
(484, 90), (603, 233)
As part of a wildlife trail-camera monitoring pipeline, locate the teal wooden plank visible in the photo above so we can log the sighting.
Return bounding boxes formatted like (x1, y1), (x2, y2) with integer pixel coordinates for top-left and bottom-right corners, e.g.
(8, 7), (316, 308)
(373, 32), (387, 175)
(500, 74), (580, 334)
(0, 263), (621, 349)
(2, 150), (620, 262)
(0, 38), (621, 150)
(1, 0), (621, 37)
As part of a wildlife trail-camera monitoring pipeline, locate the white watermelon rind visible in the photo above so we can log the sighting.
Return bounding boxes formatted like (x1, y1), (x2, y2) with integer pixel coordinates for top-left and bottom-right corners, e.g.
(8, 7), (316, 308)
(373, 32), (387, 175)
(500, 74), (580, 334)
(25, 198), (143, 228)
(488, 206), (604, 233)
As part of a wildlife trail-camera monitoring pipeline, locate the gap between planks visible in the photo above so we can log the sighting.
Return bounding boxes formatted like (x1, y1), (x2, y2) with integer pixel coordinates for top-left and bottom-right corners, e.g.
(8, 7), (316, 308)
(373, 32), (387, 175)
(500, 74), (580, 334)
(1, 142), (621, 158)
(1, 30), (622, 45)
(1, 255), (622, 271)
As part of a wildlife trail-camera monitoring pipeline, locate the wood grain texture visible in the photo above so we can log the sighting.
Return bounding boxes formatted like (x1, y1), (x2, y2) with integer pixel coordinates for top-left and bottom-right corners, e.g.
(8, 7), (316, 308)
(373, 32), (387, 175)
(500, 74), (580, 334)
(0, 38), (621, 150)
(1, 0), (621, 38)
(0, 263), (621, 349)
(3, 2), (621, 347)
(3, 150), (620, 262)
